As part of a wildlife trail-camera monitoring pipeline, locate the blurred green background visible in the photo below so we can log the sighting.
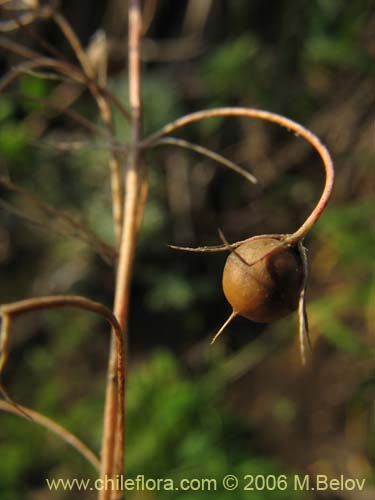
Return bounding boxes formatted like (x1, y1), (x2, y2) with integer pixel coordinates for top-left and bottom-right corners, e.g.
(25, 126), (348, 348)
(0, 1), (374, 499)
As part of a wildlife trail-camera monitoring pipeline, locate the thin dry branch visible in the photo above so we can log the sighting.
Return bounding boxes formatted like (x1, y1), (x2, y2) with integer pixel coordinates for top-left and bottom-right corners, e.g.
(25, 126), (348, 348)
(52, 11), (125, 242)
(168, 233), (282, 253)
(0, 58), (86, 93)
(0, 176), (117, 264)
(3, 5), (68, 62)
(10, 91), (110, 138)
(151, 136), (258, 184)
(0, 36), (42, 59)
(0, 400), (100, 470)
(0, 18), (126, 242)
(0, 45), (131, 123)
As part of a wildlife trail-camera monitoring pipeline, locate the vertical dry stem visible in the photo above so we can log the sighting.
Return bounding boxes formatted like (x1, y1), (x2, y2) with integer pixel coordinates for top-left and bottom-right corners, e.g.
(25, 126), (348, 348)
(99, 1), (143, 499)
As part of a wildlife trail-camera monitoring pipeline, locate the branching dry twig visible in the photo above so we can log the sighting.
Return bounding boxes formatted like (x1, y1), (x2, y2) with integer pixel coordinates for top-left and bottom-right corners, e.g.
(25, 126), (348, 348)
(52, 10), (125, 243)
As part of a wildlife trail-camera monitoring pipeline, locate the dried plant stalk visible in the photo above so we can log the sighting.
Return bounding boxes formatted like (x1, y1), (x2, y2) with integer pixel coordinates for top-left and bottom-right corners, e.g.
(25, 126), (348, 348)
(100, 2), (142, 499)
(0, 400), (100, 471)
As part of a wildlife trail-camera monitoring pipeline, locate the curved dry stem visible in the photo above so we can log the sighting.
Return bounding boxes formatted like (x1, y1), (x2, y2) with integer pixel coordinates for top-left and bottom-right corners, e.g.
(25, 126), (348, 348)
(0, 400), (100, 471)
(211, 310), (237, 344)
(151, 136), (258, 184)
(143, 107), (334, 242)
(0, 295), (125, 479)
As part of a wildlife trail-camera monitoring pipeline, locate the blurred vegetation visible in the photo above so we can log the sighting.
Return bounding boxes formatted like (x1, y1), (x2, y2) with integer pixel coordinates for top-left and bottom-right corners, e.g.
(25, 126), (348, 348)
(0, 0), (374, 499)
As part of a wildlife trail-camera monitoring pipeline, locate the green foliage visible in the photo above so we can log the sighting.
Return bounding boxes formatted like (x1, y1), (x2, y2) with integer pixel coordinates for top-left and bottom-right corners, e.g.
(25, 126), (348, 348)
(19, 75), (51, 112)
(125, 350), (310, 499)
(144, 272), (196, 311)
(0, 121), (28, 161)
(0, 96), (14, 122)
(203, 34), (258, 99)
(305, 36), (374, 71)
(0, 350), (312, 499)
(309, 200), (374, 357)
(319, 201), (374, 267)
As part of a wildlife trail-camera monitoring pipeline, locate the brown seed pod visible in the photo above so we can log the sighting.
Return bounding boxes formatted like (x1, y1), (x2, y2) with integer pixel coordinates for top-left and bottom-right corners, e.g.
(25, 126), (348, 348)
(210, 236), (306, 345)
(222, 237), (303, 323)
(163, 107), (335, 363)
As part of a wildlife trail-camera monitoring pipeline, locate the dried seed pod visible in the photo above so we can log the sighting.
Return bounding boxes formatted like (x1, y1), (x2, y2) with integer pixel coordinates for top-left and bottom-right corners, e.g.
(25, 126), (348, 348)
(223, 237), (303, 322)
(211, 236), (304, 344)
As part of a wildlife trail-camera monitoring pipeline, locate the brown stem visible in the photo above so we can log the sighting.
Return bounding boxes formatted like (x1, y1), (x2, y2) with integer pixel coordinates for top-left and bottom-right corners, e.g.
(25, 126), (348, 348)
(100, 1), (143, 499)
(0, 400), (100, 471)
(142, 107), (334, 242)
(150, 136), (258, 184)
(0, 295), (125, 472)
